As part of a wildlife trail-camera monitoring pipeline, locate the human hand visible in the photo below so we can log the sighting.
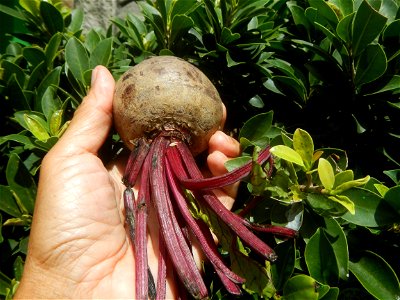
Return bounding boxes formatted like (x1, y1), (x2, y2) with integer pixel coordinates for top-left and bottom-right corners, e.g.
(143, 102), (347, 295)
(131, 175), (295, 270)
(14, 66), (240, 299)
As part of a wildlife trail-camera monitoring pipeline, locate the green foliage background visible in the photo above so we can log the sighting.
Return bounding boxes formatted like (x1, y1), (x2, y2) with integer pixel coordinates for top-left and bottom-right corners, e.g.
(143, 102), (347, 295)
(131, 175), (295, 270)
(0, 0), (399, 299)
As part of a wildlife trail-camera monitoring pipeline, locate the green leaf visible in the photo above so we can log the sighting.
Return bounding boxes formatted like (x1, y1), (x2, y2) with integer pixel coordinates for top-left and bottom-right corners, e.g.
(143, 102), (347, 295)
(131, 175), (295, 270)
(231, 249), (275, 298)
(270, 145), (304, 167)
(1, 60), (26, 87)
(352, 0), (387, 57)
(336, 12), (355, 44)
(22, 47), (46, 68)
(341, 188), (400, 227)
(272, 75), (307, 102)
(333, 170), (354, 188)
(283, 274), (319, 300)
(239, 111), (274, 149)
(287, 3), (311, 37)
(170, 14), (194, 44)
(36, 66), (62, 105)
(367, 75), (400, 95)
(333, 175), (370, 193)
(306, 193), (348, 217)
(293, 128), (314, 170)
(0, 4), (27, 21)
(6, 154), (36, 214)
(69, 7), (84, 33)
(384, 186), (400, 214)
(328, 195), (355, 215)
(19, 0), (40, 17)
(41, 86), (61, 121)
(309, 0), (339, 26)
(271, 240), (295, 290)
(13, 256), (24, 281)
(89, 37), (113, 69)
(0, 185), (21, 217)
(65, 37), (90, 86)
(305, 228), (339, 284)
(322, 218), (349, 280)
(349, 251), (400, 300)
(49, 110), (64, 136)
(318, 158), (335, 189)
(84, 29), (101, 53)
(45, 33), (63, 68)
(23, 114), (50, 141)
(224, 156), (251, 172)
(40, 1), (64, 34)
(354, 44), (387, 87)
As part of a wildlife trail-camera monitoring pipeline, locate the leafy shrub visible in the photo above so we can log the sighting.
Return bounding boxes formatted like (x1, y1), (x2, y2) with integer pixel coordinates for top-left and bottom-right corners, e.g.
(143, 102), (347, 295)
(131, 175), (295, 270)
(0, 0), (399, 299)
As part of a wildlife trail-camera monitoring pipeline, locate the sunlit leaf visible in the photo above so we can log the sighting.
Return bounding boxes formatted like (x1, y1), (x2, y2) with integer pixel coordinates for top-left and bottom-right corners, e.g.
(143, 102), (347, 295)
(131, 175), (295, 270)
(328, 195), (355, 214)
(65, 37), (89, 86)
(318, 158), (335, 189)
(283, 274), (319, 300)
(270, 145), (304, 167)
(341, 188), (399, 227)
(293, 128), (314, 170)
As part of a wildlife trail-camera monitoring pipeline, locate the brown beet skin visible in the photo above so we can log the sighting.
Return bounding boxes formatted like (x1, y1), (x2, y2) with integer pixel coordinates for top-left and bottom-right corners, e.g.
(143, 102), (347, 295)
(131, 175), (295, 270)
(113, 56), (223, 155)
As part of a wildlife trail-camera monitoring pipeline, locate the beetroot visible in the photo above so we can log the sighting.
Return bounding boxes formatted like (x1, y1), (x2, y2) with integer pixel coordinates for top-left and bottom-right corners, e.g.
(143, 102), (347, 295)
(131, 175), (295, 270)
(113, 56), (296, 299)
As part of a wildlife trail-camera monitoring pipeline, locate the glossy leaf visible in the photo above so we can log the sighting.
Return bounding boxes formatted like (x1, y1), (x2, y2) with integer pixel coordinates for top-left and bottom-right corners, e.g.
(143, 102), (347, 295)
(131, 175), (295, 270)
(45, 33), (63, 68)
(283, 274), (319, 300)
(318, 158), (335, 189)
(36, 66), (62, 106)
(89, 37), (113, 69)
(305, 228), (339, 284)
(271, 240), (295, 290)
(293, 128), (314, 170)
(6, 154), (36, 214)
(328, 195), (355, 215)
(19, 0), (40, 17)
(24, 114), (50, 141)
(306, 193), (348, 217)
(336, 12), (355, 44)
(49, 110), (64, 136)
(40, 1), (64, 35)
(384, 186), (400, 214)
(41, 86), (61, 121)
(309, 0), (339, 27)
(231, 249), (275, 298)
(354, 44), (387, 87)
(239, 111), (274, 148)
(170, 14), (194, 44)
(333, 170), (354, 188)
(349, 251), (400, 300)
(22, 47), (46, 68)
(322, 218), (349, 280)
(0, 186), (21, 217)
(341, 188), (400, 227)
(352, 0), (387, 57)
(270, 145), (304, 167)
(65, 37), (90, 86)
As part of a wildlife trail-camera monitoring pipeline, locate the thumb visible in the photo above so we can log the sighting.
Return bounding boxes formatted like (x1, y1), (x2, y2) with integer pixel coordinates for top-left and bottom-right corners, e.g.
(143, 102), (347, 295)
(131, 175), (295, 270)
(53, 66), (115, 157)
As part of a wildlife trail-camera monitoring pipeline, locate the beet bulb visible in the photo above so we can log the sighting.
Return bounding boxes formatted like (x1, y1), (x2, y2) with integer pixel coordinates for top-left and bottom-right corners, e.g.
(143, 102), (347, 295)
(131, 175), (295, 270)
(113, 56), (297, 299)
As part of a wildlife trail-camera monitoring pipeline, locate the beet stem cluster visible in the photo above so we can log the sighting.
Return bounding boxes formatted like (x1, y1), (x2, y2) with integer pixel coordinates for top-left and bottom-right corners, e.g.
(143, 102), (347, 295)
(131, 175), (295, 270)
(122, 133), (297, 299)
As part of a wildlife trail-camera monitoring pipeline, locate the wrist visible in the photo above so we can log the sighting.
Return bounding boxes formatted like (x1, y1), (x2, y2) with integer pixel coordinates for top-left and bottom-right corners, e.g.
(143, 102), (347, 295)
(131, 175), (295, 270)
(14, 257), (74, 299)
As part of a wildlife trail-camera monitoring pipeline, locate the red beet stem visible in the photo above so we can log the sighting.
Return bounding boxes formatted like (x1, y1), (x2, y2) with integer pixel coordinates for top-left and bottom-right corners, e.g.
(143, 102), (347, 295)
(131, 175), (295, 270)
(179, 146), (271, 190)
(169, 142), (278, 262)
(134, 144), (153, 300)
(150, 136), (208, 299)
(156, 231), (167, 300)
(247, 223), (298, 238)
(165, 157), (245, 285)
(123, 138), (150, 187)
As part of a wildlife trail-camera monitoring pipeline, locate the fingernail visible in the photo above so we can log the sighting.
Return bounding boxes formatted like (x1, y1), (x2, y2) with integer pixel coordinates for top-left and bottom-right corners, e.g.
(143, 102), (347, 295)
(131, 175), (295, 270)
(91, 67), (99, 86)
